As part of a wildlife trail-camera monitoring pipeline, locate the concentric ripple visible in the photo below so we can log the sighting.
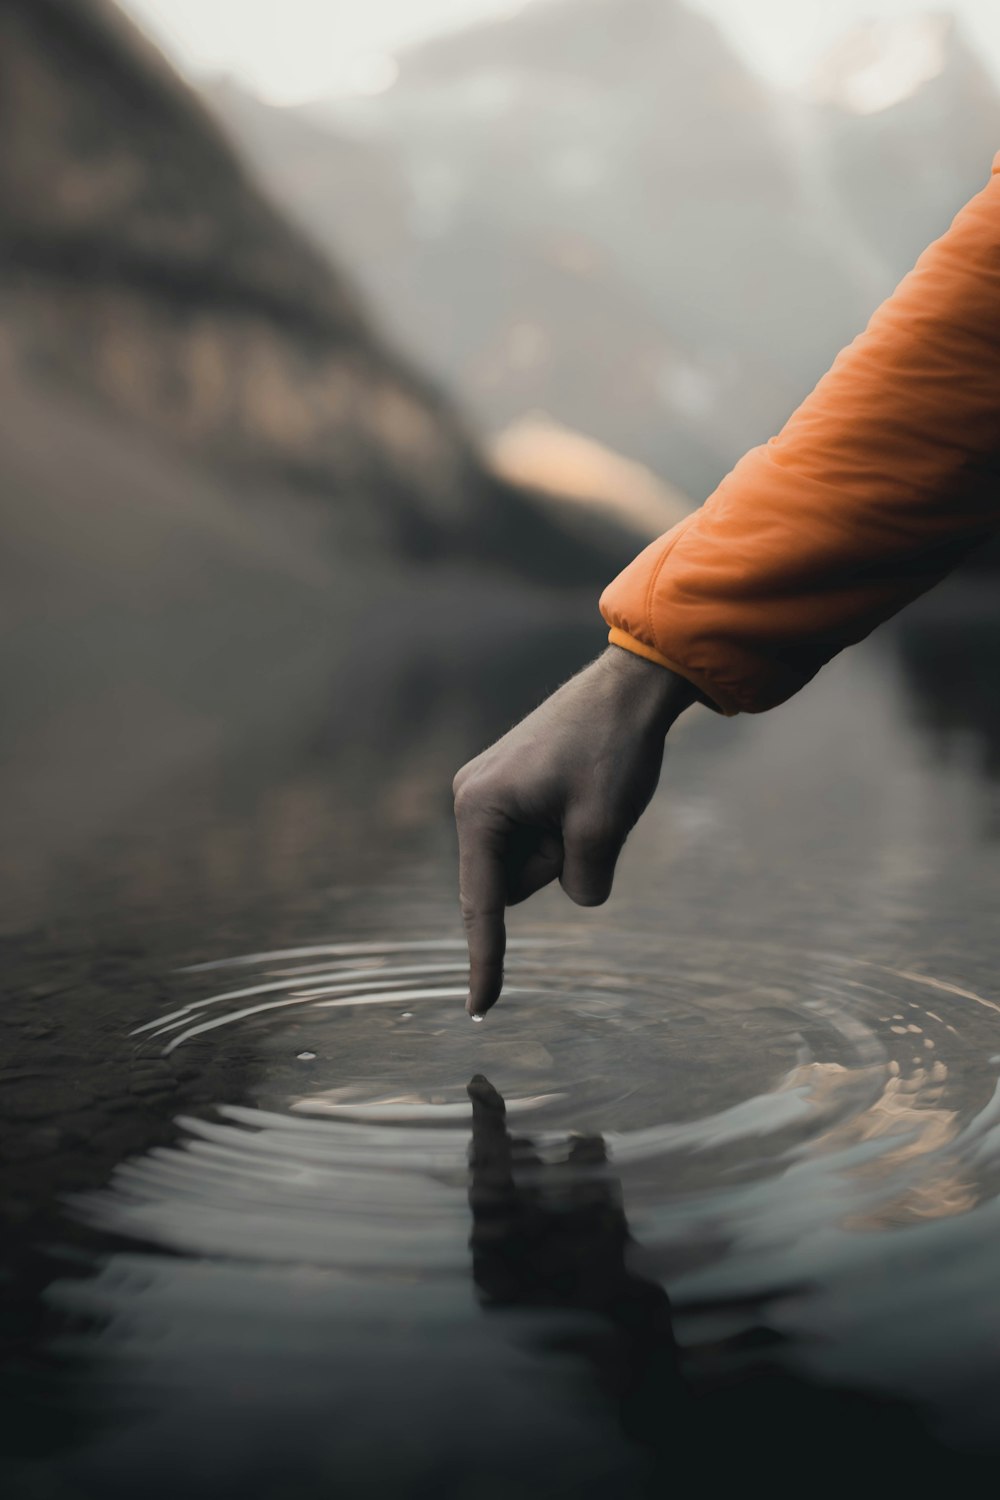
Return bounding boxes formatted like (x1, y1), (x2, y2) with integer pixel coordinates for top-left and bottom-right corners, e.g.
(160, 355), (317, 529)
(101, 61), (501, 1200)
(66, 933), (1000, 1274)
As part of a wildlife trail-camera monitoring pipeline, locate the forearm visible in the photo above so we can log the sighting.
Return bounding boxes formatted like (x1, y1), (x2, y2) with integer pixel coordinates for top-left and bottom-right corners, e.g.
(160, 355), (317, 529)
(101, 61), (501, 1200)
(602, 153), (1000, 715)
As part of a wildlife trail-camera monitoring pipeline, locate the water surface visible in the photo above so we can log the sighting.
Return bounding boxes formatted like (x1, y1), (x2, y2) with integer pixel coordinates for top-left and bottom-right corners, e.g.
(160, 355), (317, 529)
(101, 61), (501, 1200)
(3, 583), (1000, 1494)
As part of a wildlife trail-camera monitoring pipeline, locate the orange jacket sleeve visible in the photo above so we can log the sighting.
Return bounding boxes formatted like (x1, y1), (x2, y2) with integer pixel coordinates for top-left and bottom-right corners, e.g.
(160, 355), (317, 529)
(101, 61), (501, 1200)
(600, 152), (1000, 715)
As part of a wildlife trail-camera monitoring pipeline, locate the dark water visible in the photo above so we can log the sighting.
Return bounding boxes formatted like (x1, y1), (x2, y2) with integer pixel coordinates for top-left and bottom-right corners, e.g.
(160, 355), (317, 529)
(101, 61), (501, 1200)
(3, 580), (1000, 1496)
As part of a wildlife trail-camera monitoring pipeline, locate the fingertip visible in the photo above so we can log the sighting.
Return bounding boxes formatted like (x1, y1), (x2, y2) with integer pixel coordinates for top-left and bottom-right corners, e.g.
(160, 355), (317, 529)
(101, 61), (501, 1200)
(466, 955), (504, 1019)
(559, 875), (613, 908)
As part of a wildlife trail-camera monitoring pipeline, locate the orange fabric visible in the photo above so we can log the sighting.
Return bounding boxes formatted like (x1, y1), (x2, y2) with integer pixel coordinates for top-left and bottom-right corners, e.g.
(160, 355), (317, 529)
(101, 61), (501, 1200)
(600, 152), (1000, 715)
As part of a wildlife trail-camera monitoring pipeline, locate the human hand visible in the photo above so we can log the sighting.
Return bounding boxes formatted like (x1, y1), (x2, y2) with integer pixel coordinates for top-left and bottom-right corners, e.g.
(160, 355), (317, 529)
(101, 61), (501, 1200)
(452, 646), (695, 1016)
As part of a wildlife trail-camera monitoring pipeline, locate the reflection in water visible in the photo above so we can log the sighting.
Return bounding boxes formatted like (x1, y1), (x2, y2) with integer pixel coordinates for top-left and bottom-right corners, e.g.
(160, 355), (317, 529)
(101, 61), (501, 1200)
(468, 1074), (681, 1469)
(2, 591), (1000, 1491)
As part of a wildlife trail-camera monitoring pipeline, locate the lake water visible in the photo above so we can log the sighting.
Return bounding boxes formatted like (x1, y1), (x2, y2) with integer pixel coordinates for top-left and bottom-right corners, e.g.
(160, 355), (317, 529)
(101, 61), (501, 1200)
(3, 578), (1000, 1495)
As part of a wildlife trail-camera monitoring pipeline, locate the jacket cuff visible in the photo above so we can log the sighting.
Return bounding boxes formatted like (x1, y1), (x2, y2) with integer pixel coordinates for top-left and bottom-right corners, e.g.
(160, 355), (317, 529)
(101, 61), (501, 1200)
(605, 627), (738, 716)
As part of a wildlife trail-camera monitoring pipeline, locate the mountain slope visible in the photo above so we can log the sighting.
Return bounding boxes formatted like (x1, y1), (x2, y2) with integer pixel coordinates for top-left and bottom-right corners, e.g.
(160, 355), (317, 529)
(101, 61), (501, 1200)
(0, 0), (622, 577)
(276, 0), (881, 493)
(216, 0), (1000, 511)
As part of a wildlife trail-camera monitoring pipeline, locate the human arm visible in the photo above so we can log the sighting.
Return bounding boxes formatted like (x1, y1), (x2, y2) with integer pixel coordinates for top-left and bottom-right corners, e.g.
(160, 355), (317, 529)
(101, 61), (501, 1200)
(454, 154), (1000, 1016)
(601, 154), (1000, 714)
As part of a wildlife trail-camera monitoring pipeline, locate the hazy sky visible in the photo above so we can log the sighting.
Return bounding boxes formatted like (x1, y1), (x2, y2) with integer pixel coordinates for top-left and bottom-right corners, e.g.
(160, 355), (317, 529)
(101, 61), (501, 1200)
(120, 0), (1000, 105)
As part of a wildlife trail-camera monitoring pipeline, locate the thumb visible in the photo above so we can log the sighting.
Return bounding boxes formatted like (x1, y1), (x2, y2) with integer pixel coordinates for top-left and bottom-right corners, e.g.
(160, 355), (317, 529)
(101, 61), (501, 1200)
(559, 806), (625, 907)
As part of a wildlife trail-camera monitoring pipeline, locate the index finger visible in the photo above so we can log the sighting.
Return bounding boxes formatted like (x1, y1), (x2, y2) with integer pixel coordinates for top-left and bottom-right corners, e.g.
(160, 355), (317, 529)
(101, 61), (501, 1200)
(456, 807), (508, 1018)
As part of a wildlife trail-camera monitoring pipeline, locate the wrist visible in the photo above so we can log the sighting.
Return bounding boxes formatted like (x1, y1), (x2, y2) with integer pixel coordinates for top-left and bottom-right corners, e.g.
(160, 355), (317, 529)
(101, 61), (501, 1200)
(601, 644), (696, 730)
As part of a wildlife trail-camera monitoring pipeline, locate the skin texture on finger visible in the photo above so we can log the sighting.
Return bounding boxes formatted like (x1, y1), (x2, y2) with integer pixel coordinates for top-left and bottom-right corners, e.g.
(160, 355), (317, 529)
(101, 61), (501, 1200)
(505, 826), (563, 906)
(559, 805), (623, 907)
(457, 810), (508, 1016)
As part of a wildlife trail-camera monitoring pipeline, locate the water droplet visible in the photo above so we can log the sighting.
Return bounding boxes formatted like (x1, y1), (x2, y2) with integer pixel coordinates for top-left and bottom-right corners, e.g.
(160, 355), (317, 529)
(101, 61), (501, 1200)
(400, 1012), (413, 1020)
(297, 1051), (316, 1061)
(472, 1015), (484, 1024)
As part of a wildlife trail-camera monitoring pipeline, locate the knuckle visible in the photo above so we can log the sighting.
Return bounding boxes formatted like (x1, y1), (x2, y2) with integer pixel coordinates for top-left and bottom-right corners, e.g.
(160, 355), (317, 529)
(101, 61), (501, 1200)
(458, 887), (496, 925)
(452, 757), (483, 801)
(456, 769), (508, 822)
(453, 780), (481, 821)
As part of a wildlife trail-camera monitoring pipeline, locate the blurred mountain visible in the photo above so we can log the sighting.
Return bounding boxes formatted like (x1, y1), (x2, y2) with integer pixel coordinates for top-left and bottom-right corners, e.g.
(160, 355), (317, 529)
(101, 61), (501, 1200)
(205, 81), (722, 501)
(207, 0), (1000, 508)
(209, 0), (871, 499)
(0, 0), (630, 579)
(808, 14), (1000, 276)
(206, 77), (413, 287)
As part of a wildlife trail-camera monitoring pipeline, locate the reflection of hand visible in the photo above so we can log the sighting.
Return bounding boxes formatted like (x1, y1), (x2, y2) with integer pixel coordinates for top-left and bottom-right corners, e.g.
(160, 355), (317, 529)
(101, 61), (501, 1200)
(466, 1074), (673, 1332)
(467, 1080), (921, 1480)
(453, 647), (695, 1016)
(467, 1074), (681, 1466)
